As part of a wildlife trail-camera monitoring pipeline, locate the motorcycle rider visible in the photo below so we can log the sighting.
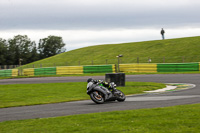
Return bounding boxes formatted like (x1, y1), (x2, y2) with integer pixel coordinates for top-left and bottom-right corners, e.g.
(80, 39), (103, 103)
(87, 78), (126, 103)
(87, 78), (113, 94)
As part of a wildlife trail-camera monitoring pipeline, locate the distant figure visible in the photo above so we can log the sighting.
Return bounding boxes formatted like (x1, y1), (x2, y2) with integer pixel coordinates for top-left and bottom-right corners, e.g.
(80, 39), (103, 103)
(160, 28), (165, 40)
(148, 58), (152, 63)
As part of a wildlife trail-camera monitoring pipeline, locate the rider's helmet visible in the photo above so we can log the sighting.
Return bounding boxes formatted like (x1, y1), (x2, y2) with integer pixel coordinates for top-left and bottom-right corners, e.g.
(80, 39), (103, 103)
(87, 78), (93, 83)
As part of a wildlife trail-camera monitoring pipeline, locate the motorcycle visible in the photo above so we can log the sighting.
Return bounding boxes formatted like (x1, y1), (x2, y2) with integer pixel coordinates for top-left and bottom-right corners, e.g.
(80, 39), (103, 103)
(87, 81), (126, 104)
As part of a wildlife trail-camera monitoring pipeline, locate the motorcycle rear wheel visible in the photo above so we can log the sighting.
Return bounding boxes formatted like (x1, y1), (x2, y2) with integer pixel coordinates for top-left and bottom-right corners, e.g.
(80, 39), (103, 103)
(90, 91), (105, 104)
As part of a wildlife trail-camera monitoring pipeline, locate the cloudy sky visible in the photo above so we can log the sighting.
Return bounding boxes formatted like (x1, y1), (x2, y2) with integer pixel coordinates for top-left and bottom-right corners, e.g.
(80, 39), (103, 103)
(1, 0), (200, 51)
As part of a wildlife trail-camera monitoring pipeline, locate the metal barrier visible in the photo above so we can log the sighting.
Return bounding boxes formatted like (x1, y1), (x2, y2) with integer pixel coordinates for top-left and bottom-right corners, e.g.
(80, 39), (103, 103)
(119, 63), (200, 73)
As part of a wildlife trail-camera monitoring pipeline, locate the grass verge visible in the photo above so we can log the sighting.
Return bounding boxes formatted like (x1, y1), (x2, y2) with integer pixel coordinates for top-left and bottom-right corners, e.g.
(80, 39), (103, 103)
(0, 103), (199, 132)
(0, 73), (106, 79)
(0, 82), (165, 108)
(1, 71), (200, 80)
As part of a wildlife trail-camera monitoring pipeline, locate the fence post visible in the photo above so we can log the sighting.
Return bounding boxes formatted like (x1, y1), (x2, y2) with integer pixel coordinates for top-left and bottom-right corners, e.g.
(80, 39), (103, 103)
(92, 60), (93, 65)
(182, 56), (185, 63)
(40, 64), (42, 68)
(78, 61), (80, 66)
(117, 57), (120, 72)
(18, 69), (20, 76)
(18, 67), (23, 76)
(137, 57), (139, 63)
(21, 67), (23, 76)
(106, 59), (108, 64)
(163, 56), (165, 63)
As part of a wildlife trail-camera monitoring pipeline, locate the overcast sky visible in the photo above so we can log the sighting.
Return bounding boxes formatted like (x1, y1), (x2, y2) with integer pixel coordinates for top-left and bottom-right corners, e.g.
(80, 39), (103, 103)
(1, 0), (200, 51)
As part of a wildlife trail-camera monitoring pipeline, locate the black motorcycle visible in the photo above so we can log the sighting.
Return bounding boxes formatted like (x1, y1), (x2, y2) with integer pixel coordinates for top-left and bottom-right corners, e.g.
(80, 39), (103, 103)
(87, 81), (126, 104)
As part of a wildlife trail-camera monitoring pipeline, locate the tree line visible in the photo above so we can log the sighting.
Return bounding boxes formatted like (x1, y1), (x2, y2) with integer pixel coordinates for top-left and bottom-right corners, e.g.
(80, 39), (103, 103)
(0, 35), (66, 65)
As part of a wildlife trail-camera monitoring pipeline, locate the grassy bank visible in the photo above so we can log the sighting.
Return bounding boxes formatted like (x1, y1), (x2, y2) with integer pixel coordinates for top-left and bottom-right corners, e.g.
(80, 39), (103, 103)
(21, 36), (200, 68)
(0, 82), (165, 108)
(0, 103), (199, 132)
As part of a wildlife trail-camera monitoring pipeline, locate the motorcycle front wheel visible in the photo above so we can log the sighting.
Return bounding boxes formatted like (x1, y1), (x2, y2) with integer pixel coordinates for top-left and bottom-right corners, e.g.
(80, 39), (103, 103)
(90, 91), (105, 104)
(116, 90), (126, 102)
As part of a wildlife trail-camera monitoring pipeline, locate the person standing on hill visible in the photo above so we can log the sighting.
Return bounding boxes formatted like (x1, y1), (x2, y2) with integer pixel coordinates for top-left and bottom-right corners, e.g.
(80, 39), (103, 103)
(161, 28), (165, 40)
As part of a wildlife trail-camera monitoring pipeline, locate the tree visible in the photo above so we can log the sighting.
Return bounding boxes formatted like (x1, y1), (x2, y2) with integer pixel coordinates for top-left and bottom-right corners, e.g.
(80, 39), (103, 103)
(0, 38), (7, 65)
(29, 43), (39, 63)
(0, 35), (66, 65)
(7, 35), (37, 65)
(38, 35), (66, 59)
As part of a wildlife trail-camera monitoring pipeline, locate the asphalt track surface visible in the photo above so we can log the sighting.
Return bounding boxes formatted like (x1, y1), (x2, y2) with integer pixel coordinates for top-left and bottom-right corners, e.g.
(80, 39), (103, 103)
(0, 74), (200, 122)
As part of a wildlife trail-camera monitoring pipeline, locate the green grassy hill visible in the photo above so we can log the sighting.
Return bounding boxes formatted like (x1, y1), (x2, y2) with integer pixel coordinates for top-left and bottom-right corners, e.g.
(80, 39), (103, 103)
(23, 36), (200, 68)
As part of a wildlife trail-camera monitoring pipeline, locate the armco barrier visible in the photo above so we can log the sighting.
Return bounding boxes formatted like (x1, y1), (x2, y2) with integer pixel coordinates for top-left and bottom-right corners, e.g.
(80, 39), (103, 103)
(119, 63), (200, 73)
(2, 62), (200, 77)
(57, 66), (83, 75)
(12, 69), (18, 76)
(157, 63), (199, 72)
(34, 67), (56, 76)
(0, 69), (18, 77)
(23, 68), (34, 76)
(23, 64), (116, 76)
(119, 64), (157, 73)
(83, 65), (115, 73)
